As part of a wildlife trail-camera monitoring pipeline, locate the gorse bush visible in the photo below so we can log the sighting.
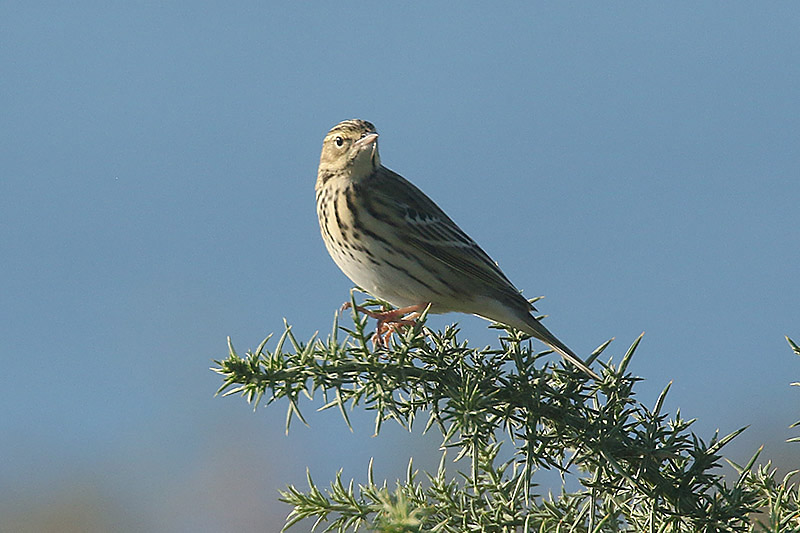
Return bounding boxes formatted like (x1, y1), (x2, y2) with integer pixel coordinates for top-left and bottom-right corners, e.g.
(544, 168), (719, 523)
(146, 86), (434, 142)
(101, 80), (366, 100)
(213, 300), (800, 532)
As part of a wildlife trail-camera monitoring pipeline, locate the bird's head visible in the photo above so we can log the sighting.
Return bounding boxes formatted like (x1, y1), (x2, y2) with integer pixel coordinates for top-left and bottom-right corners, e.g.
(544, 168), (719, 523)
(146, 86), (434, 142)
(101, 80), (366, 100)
(318, 119), (381, 181)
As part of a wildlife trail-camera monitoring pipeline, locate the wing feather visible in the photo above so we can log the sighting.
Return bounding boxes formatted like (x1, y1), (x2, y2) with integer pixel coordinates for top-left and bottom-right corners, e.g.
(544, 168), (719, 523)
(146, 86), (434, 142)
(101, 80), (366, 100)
(367, 167), (530, 309)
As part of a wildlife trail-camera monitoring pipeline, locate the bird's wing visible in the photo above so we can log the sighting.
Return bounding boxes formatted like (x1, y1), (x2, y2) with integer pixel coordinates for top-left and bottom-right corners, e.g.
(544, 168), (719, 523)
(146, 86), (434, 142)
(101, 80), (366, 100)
(367, 167), (531, 309)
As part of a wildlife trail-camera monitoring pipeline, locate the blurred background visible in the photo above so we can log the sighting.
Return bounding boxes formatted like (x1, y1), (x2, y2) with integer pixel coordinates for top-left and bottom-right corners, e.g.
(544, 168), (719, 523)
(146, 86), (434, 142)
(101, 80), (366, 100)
(2, 3), (799, 531)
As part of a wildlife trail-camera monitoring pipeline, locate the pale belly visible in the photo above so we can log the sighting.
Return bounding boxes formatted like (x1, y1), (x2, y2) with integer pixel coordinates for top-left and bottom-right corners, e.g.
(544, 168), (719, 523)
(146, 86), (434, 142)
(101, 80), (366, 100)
(324, 236), (428, 309)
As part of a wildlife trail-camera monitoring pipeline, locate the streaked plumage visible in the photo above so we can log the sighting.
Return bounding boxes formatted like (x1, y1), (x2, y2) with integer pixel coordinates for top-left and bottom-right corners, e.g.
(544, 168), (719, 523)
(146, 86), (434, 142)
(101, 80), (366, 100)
(315, 119), (598, 379)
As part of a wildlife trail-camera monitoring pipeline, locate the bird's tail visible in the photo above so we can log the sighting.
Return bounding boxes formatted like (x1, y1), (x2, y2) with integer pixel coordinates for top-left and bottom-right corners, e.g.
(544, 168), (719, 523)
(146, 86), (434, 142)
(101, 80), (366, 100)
(522, 315), (599, 380)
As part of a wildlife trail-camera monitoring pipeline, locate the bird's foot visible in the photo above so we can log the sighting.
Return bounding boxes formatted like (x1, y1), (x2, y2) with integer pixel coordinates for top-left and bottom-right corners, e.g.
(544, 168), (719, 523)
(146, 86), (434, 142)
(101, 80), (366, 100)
(341, 302), (427, 347)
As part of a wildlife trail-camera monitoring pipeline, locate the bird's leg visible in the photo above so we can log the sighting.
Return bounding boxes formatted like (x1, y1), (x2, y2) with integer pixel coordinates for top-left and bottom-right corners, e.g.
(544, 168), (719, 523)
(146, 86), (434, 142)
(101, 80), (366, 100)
(373, 306), (426, 346)
(341, 302), (427, 346)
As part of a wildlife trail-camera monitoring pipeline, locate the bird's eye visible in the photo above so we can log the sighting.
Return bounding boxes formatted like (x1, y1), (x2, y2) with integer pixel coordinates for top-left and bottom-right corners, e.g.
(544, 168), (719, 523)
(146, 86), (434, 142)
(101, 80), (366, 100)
(334, 136), (344, 147)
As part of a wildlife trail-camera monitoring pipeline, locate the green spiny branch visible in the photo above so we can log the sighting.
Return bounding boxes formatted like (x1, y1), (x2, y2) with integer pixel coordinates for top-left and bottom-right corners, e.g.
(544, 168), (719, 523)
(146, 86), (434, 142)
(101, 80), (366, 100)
(212, 308), (799, 532)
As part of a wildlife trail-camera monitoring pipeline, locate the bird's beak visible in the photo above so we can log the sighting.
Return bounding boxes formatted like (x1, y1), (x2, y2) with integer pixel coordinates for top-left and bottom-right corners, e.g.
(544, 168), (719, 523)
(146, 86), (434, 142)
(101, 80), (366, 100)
(354, 133), (379, 149)
(354, 133), (380, 167)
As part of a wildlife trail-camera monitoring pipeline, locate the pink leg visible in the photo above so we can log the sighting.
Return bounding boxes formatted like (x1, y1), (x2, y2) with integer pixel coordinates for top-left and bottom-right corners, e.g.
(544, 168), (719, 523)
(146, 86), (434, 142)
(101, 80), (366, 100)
(341, 303), (428, 346)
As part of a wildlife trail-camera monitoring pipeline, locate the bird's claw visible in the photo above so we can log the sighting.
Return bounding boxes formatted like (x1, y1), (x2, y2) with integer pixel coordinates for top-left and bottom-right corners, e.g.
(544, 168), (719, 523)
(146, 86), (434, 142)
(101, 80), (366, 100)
(341, 302), (426, 347)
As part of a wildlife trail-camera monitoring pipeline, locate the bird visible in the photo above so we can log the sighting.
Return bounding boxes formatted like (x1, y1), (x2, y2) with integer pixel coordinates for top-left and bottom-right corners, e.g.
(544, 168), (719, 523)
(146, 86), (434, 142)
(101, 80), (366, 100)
(315, 119), (599, 379)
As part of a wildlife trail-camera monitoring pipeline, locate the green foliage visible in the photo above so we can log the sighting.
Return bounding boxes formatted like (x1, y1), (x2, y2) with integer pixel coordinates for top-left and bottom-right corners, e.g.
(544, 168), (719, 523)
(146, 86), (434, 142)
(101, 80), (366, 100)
(213, 307), (800, 532)
(789, 336), (800, 446)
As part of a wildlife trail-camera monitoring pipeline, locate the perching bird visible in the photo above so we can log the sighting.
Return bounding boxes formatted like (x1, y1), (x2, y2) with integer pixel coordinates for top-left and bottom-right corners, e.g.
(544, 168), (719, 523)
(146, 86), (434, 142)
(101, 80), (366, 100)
(315, 119), (598, 379)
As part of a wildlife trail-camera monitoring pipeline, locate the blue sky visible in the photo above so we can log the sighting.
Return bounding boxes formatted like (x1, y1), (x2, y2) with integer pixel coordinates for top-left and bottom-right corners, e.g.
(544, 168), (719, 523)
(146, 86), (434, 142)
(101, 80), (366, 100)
(2, 3), (799, 531)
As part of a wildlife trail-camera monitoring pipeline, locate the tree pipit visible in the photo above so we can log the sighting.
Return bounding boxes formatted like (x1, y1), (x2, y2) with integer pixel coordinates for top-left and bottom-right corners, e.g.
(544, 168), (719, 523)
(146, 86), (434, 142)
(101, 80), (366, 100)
(315, 119), (599, 379)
